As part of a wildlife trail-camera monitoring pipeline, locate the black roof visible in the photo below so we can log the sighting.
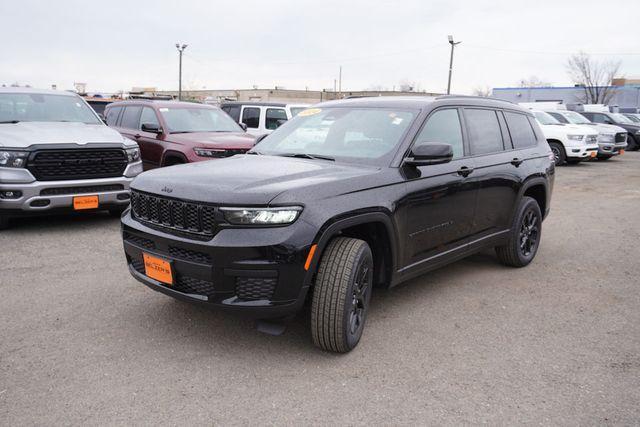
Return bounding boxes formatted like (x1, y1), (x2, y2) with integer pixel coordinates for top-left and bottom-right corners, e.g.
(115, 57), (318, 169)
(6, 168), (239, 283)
(220, 101), (287, 107)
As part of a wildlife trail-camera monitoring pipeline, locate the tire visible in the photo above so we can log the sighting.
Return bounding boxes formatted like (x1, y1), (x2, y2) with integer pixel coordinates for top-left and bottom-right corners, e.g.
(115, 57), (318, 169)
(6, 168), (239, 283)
(311, 237), (373, 353)
(0, 215), (9, 230)
(108, 207), (127, 218)
(627, 135), (639, 151)
(495, 196), (542, 268)
(549, 142), (566, 166)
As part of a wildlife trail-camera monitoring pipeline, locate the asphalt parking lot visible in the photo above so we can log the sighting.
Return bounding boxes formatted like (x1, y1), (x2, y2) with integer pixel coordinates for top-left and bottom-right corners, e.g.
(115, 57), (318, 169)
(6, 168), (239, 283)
(1, 153), (639, 425)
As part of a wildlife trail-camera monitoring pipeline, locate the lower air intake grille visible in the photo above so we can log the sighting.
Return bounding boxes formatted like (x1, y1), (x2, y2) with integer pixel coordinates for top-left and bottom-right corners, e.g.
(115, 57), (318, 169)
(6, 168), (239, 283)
(236, 276), (277, 300)
(130, 257), (215, 296)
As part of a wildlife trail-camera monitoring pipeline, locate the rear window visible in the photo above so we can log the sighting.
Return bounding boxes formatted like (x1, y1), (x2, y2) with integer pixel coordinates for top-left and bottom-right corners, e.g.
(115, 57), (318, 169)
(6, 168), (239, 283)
(504, 112), (537, 149)
(465, 109), (504, 155)
(105, 106), (122, 126)
(120, 106), (142, 129)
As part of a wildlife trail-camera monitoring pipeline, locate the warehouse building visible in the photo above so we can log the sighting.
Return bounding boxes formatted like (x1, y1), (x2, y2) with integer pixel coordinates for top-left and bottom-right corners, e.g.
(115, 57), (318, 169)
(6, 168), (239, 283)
(492, 78), (640, 110)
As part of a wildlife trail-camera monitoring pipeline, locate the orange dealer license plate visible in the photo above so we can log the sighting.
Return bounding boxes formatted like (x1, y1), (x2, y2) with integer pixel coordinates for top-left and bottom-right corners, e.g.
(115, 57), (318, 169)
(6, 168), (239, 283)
(143, 253), (174, 285)
(73, 195), (99, 210)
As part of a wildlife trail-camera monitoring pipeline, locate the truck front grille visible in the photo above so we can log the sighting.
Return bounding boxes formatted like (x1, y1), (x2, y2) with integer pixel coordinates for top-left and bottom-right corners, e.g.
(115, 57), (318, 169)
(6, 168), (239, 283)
(615, 132), (627, 143)
(27, 149), (127, 181)
(130, 190), (217, 239)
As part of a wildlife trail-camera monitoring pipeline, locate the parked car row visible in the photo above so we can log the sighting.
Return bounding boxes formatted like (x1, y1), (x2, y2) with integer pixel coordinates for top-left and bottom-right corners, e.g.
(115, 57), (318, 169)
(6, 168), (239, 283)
(518, 102), (635, 165)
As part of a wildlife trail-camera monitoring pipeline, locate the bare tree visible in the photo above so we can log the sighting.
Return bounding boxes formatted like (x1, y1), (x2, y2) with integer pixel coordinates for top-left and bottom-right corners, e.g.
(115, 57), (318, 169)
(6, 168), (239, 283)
(472, 86), (492, 97)
(566, 52), (621, 104)
(518, 76), (551, 88)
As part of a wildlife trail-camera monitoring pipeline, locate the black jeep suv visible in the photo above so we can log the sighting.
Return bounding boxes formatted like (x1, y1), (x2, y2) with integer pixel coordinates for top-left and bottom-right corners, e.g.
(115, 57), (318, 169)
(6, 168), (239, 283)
(121, 96), (554, 353)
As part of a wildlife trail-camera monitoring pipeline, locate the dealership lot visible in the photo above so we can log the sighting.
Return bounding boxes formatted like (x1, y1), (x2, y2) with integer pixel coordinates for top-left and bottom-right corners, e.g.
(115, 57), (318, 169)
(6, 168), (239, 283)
(1, 155), (639, 424)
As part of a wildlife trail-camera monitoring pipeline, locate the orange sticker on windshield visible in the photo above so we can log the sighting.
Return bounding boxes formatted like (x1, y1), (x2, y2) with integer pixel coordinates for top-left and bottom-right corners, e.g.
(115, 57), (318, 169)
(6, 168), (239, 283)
(298, 108), (321, 117)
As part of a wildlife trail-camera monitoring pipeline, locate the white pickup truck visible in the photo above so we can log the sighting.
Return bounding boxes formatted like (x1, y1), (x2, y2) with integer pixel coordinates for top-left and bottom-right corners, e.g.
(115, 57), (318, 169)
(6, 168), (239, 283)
(522, 107), (599, 165)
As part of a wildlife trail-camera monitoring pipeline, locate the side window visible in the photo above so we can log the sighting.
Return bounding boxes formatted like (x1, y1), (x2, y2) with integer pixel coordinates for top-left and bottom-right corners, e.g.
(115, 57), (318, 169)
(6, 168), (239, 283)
(105, 106), (122, 126)
(504, 112), (537, 149)
(590, 113), (605, 123)
(265, 108), (288, 130)
(120, 106), (142, 129)
(223, 106), (241, 122)
(464, 108), (504, 155)
(241, 107), (260, 129)
(415, 109), (464, 158)
(139, 107), (160, 129)
(548, 112), (568, 123)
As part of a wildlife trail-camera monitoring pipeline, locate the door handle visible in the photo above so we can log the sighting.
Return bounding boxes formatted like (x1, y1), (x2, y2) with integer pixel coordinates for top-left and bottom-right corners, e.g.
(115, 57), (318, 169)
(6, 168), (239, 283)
(510, 157), (523, 167)
(457, 166), (474, 177)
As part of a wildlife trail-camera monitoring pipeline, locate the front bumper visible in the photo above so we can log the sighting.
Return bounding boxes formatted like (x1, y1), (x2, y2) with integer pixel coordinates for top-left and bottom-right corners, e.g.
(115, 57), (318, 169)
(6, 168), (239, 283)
(0, 162), (141, 214)
(597, 141), (628, 157)
(566, 144), (599, 160)
(121, 210), (315, 319)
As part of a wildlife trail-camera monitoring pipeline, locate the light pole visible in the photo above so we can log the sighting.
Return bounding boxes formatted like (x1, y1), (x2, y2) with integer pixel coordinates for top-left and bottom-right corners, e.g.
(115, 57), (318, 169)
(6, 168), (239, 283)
(446, 35), (461, 95)
(175, 43), (188, 100)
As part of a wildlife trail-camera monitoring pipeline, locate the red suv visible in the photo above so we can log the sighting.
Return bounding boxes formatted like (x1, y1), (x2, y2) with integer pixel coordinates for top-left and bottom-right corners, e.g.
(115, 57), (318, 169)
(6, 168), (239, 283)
(104, 100), (255, 169)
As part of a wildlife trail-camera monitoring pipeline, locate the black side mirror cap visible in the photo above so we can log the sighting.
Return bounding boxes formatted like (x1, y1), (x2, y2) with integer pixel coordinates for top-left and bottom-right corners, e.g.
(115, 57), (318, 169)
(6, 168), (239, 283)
(141, 123), (163, 134)
(404, 142), (453, 166)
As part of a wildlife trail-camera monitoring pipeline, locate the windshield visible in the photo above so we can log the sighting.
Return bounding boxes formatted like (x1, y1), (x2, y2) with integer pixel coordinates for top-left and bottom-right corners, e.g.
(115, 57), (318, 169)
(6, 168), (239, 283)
(611, 113), (633, 124)
(159, 107), (243, 133)
(624, 114), (640, 123)
(562, 111), (591, 124)
(533, 111), (561, 125)
(289, 107), (307, 117)
(253, 107), (416, 165)
(0, 93), (101, 124)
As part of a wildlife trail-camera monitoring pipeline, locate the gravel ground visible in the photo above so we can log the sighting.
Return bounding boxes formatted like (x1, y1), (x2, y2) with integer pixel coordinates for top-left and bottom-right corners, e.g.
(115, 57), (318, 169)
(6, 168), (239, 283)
(1, 153), (639, 425)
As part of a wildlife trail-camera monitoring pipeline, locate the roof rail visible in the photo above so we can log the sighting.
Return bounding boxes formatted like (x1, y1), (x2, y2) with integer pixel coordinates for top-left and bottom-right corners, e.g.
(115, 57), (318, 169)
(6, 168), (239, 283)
(435, 94), (515, 104)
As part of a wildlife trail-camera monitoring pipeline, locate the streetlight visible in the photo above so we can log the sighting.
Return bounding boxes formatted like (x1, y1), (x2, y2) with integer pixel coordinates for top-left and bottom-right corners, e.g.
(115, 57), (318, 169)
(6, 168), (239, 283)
(446, 35), (461, 95)
(175, 43), (188, 100)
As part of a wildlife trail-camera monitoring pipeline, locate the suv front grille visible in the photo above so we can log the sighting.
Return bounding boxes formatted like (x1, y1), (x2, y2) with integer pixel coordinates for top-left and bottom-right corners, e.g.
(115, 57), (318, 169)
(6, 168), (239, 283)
(615, 132), (627, 143)
(130, 190), (217, 238)
(27, 149), (127, 181)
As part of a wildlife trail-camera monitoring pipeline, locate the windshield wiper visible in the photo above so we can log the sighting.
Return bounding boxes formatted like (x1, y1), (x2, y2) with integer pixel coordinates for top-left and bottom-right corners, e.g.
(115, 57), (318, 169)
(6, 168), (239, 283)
(276, 153), (335, 161)
(0, 120), (20, 124)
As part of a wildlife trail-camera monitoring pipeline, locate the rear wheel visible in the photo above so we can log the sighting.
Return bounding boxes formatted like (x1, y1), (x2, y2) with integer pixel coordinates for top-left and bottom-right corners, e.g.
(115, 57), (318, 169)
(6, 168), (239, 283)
(549, 142), (566, 166)
(311, 237), (373, 353)
(496, 196), (542, 268)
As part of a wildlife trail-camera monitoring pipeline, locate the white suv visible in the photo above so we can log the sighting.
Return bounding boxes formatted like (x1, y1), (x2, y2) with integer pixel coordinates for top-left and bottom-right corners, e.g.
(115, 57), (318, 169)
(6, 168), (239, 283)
(220, 102), (310, 136)
(529, 110), (599, 165)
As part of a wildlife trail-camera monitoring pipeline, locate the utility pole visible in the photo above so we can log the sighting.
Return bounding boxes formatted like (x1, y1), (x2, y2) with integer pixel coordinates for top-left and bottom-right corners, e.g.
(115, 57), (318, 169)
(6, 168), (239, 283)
(446, 35), (461, 95)
(175, 43), (188, 100)
(338, 66), (342, 97)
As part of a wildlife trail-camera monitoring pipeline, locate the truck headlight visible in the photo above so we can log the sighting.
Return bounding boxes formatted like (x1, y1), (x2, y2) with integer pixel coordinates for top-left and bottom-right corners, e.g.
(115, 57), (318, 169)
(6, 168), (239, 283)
(221, 206), (302, 225)
(567, 134), (584, 141)
(194, 148), (227, 158)
(599, 134), (614, 143)
(0, 150), (29, 168)
(126, 147), (140, 163)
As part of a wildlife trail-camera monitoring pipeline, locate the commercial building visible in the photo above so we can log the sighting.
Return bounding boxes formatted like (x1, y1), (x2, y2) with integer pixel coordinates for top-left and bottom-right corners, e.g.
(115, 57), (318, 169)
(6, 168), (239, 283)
(492, 78), (640, 110)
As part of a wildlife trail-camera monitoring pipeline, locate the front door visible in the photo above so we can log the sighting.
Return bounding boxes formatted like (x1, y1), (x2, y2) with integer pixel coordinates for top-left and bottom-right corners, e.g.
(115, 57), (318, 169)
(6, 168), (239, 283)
(136, 107), (165, 169)
(400, 108), (478, 274)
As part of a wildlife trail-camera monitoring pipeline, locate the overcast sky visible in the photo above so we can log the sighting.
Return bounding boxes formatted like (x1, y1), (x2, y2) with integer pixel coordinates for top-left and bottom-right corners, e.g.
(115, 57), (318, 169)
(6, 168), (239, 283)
(2, 0), (639, 95)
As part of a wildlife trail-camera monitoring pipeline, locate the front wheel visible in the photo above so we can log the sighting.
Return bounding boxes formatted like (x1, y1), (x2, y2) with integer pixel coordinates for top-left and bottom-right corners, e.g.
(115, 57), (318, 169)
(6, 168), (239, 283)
(311, 237), (373, 353)
(549, 142), (566, 166)
(495, 196), (542, 267)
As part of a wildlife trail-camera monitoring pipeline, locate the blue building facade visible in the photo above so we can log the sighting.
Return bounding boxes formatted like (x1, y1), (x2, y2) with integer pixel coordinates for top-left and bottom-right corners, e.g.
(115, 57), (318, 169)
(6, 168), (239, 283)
(492, 85), (640, 110)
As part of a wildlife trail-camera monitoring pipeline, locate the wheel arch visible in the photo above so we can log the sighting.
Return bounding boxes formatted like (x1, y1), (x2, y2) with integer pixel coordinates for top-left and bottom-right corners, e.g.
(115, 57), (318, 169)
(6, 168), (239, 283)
(518, 177), (549, 220)
(161, 150), (188, 166)
(304, 212), (398, 289)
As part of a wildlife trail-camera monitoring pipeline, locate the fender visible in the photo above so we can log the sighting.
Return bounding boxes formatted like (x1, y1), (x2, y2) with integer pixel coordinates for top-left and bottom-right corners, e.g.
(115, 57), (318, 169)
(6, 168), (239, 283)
(511, 175), (550, 223)
(302, 211), (399, 288)
(161, 150), (188, 166)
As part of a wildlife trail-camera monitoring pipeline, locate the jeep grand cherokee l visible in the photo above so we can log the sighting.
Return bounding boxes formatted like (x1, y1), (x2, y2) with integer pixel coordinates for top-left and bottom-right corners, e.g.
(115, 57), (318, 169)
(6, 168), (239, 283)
(0, 88), (142, 230)
(121, 96), (554, 352)
(105, 101), (255, 169)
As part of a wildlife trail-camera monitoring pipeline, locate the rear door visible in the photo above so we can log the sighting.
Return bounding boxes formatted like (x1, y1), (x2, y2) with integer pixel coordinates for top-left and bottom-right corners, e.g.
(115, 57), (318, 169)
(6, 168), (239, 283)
(401, 107), (478, 273)
(463, 108), (522, 238)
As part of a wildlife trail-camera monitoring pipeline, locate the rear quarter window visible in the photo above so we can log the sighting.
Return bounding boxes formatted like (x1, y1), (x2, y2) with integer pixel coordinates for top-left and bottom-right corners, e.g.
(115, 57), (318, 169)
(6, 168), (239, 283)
(504, 112), (537, 149)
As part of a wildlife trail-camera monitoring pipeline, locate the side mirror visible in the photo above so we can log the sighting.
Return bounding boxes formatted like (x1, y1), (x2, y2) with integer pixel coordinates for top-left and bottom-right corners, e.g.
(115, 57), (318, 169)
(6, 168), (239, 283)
(605, 120), (613, 125)
(239, 122), (248, 131)
(404, 142), (453, 166)
(141, 123), (162, 134)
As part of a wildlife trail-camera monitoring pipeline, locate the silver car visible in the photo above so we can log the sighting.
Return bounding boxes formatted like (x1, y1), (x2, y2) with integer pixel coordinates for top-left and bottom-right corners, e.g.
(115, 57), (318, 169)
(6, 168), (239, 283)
(0, 88), (143, 229)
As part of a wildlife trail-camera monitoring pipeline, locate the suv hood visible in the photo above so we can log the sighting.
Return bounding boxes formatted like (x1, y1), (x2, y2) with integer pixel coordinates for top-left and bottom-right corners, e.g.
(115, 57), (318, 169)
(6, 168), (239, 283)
(131, 155), (386, 205)
(167, 131), (255, 148)
(539, 123), (598, 136)
(582, 123), (626, 134)
(0, 121), (131, 148)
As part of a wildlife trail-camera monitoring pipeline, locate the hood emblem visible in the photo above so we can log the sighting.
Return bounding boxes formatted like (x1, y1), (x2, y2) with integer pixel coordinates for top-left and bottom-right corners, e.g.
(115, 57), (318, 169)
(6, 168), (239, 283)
(161, 186), (173, 194)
